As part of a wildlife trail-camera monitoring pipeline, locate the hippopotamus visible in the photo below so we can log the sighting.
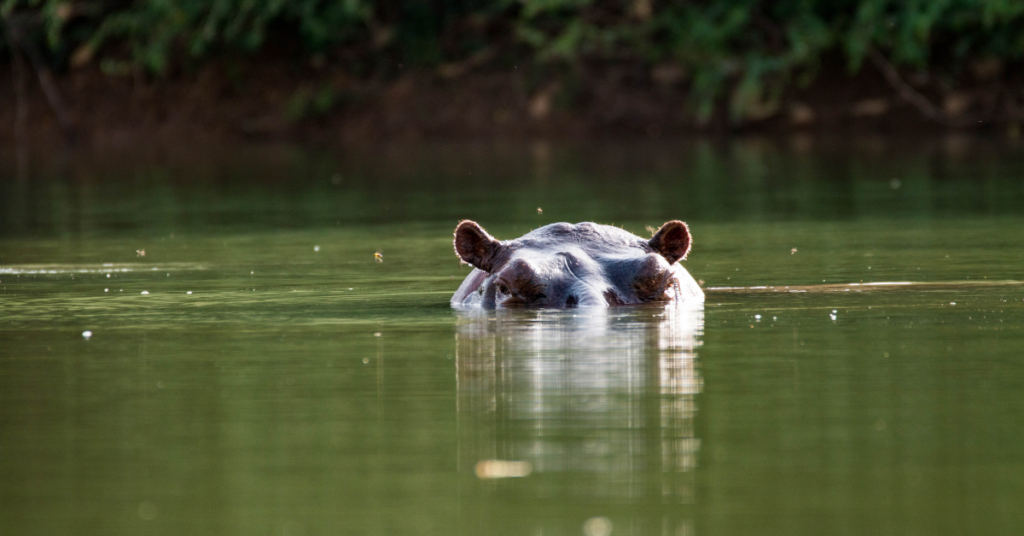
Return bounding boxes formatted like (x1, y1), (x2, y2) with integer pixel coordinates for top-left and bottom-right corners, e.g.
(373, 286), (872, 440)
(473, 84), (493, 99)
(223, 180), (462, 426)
(451, 220), (704, 308)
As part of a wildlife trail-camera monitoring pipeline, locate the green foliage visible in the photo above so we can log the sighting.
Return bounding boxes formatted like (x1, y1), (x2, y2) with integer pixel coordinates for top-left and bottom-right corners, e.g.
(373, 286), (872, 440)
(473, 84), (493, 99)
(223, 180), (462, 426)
(284, 83), (341, 122)
(88, 0), (372, 74)
(508, 0), (1024, 121)
(2, 0), (371, 74)
(4, 0), (1024, 121)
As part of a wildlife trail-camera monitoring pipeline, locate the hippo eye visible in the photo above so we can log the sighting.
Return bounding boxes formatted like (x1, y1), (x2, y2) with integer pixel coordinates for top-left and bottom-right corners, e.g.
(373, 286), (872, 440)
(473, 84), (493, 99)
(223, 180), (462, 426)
(496, 282), (510, 295)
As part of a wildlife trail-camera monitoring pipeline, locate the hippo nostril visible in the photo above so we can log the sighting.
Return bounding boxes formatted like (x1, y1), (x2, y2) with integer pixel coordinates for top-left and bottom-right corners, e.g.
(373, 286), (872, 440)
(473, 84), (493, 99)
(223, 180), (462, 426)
(603, 289), (625, 306)
(565, 295), (578, 307)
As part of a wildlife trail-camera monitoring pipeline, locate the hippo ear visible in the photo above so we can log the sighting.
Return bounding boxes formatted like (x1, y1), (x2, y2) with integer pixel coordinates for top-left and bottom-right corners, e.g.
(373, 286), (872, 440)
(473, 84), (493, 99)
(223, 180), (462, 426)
(454, 220), (506, 273)
(648, 220), (692, 264)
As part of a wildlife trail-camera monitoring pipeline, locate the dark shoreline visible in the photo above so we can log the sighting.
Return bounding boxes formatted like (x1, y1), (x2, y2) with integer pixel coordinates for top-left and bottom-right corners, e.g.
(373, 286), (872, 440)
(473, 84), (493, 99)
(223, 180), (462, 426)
(2, 58), (1023, 151)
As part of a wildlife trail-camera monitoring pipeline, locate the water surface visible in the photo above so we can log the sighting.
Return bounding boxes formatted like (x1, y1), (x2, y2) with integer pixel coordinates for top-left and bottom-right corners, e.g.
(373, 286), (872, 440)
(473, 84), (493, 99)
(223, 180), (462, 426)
(2, 138), (1024, 535)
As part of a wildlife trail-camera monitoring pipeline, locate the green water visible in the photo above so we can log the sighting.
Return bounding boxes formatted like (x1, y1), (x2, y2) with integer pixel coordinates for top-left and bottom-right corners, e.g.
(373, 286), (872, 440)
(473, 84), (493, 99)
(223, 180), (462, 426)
(2, 139), (1024, 536)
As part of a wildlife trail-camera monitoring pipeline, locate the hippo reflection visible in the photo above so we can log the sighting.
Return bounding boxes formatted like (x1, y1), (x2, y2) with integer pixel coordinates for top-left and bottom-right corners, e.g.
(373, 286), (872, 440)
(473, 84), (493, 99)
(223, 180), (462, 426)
(455, 304), (703, 532)
(451, 220), (704, 308)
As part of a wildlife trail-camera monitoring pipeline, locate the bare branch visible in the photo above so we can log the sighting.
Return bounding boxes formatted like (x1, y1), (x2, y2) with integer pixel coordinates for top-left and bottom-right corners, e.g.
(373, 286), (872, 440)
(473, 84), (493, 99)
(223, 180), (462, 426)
(5, 16), (76, 144)
(868, 47), (971, 127)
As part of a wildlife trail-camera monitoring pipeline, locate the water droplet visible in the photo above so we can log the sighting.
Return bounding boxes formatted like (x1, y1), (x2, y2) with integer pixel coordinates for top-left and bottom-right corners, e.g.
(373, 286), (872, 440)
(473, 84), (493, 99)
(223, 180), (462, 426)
(187, 291), (192, 295)
(138, 501), (157, 521)
(82, 330), (92, 338)
(583, 517), (613, 536)
(314, 245), (320, 252)
(362, 358), (369, 364)
(141, 291), (149, 295)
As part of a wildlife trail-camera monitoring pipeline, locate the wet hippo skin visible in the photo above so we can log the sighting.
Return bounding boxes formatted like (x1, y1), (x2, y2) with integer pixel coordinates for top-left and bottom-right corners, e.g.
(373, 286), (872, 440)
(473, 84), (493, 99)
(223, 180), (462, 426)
(451, 220), (704, 308)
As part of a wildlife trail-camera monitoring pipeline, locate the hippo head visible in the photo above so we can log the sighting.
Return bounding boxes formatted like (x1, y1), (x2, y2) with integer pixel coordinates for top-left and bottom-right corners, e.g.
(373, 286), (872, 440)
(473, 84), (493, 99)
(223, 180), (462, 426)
(451, 220), (702, 308)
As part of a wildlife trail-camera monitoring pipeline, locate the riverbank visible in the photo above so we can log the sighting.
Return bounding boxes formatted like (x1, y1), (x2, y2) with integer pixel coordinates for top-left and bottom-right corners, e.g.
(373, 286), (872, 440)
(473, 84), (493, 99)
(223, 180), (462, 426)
(2, 54), (1023, 150)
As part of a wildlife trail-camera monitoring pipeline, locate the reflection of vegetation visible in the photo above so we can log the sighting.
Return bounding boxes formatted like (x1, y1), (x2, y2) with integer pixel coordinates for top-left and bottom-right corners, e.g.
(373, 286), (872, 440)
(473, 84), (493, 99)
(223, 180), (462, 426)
(4, 1), (1024, 120)
(3, 139), (1024, 240)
